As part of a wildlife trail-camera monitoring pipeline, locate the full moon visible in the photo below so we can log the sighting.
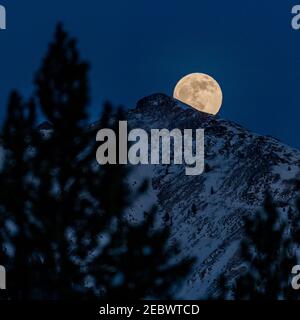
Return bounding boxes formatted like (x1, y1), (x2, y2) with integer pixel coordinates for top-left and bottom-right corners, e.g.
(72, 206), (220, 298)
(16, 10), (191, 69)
(173, 73), (223, 115)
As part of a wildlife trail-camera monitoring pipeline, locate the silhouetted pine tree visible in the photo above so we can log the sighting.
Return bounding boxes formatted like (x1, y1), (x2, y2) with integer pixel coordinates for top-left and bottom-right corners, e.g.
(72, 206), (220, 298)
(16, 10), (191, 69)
(0, 92), (37, 299)
(93, 206), (193, 299)
(0, 24), (194, 300)
(225, 194), (300, 300)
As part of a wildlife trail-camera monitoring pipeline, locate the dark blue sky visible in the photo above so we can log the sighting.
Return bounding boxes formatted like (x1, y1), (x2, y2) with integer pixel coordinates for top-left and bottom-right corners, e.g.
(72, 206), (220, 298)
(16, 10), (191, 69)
(0, 0), (300, 147)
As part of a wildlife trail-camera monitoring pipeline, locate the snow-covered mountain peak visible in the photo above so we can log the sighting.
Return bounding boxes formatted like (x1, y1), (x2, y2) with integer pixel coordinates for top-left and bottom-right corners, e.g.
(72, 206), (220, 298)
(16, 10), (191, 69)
(127, 93), (300, 298)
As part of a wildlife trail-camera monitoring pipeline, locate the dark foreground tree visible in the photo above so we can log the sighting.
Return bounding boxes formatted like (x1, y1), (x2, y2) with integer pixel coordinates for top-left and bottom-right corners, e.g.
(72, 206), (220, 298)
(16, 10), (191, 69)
(0, 92), (37, 298)
(217, 194), (300, 300)
(0, 24), (193, 299)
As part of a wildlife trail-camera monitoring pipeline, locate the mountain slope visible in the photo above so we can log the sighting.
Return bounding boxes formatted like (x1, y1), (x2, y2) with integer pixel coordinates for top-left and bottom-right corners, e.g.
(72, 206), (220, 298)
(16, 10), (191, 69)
(127, 93), (300, 298)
